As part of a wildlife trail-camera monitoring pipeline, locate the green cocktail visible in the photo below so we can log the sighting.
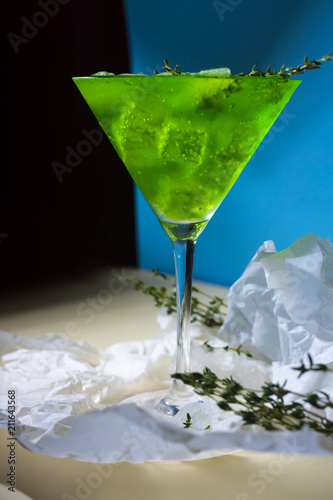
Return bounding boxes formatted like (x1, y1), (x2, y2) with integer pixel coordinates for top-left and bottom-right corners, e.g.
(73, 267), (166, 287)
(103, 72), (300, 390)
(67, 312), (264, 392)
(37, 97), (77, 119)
(73, 69), (300, 414)
(73, 72), (299, 239)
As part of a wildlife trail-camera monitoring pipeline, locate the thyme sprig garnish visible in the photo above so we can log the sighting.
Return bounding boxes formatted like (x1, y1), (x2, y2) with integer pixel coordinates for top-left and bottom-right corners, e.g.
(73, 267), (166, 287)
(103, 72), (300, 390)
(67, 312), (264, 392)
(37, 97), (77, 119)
(160, 58), (182, 75)
(157, 53), (332, 78)
(125, 268), (226, 328)
(237, 53), (333, 78)
(172, 365), (333, 438)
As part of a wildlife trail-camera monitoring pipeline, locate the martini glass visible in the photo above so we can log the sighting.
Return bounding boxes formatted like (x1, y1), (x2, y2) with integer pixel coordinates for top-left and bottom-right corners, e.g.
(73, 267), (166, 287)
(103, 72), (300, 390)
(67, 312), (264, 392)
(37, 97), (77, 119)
(73, 69), (300, 415)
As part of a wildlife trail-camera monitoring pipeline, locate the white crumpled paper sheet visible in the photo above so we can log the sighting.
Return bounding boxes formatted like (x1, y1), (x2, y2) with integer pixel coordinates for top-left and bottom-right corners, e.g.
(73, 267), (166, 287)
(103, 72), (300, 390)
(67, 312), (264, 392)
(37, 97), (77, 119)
(1, 233), (333, 463)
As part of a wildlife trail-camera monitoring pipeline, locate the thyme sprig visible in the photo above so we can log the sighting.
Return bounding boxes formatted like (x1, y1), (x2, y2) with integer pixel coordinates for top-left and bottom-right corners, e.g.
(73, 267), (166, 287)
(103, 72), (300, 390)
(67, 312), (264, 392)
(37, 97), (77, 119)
(125, 268), (226, 328)
(160, 58), (182, 75)
(202, 340), (252, 358)
(183, 412), (192, 429)
(237, 53), (333, 78)
(172, 366), (333, 438)
(158, 53), (332, 78)
(293, 353), (329, 377)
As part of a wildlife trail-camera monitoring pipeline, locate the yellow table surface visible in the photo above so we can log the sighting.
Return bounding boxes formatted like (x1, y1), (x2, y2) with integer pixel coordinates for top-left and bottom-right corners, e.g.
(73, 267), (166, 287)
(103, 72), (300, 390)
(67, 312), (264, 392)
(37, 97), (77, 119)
(0, 267), (332, 500)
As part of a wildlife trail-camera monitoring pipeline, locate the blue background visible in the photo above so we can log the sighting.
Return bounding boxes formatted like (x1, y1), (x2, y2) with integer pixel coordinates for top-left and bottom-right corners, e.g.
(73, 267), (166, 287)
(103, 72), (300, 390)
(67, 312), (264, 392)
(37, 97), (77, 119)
(123, 0), (333, 286)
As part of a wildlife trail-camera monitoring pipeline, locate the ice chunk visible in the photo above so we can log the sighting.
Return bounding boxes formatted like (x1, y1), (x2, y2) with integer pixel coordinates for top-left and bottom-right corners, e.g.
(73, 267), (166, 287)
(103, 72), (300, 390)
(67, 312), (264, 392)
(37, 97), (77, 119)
(90, 71), (115, 77)
(159, 125), (206, 165)
(199, 68), (231, 76)
(120, 106), (160, 152)
(172, 401), (220, 430)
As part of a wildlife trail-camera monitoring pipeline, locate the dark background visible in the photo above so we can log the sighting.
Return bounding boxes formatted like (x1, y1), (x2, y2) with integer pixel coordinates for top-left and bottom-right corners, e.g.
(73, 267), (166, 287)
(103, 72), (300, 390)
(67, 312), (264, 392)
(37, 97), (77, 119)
(2, 0), (136, 292)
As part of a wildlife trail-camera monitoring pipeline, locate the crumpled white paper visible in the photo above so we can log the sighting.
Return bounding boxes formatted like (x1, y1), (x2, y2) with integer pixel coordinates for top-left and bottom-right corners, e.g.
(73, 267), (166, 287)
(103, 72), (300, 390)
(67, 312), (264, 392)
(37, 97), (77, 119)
(1, 233), (333, 462)
(221, 232), (333, 368)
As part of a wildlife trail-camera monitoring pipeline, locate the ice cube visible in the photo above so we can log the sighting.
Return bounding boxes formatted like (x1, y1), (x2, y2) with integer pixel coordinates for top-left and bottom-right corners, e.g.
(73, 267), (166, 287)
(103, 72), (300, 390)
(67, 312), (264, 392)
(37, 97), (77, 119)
(173, 401), (220, 431)
(90, 71), (115, 77)
(120, 106), (159, 151)
(199, 68), (231, 76)
(159, 125), (206, 165)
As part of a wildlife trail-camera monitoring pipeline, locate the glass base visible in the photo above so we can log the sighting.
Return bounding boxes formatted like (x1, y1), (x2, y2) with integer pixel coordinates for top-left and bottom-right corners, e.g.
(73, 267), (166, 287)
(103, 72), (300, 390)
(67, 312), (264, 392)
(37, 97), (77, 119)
(119, 389), (225, 434)
(158, 392), (203, 416)
(119, 389), (202, 418)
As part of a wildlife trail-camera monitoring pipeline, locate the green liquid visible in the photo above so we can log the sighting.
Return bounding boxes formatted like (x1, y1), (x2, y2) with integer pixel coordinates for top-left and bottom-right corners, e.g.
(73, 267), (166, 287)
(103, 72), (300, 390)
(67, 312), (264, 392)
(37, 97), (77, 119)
(73, 74), (300, 240)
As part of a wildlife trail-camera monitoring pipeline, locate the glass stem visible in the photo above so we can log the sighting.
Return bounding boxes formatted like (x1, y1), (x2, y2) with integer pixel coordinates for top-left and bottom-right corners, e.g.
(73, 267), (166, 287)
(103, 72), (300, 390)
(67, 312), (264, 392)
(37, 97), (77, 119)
(171, 239), (196, 396)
